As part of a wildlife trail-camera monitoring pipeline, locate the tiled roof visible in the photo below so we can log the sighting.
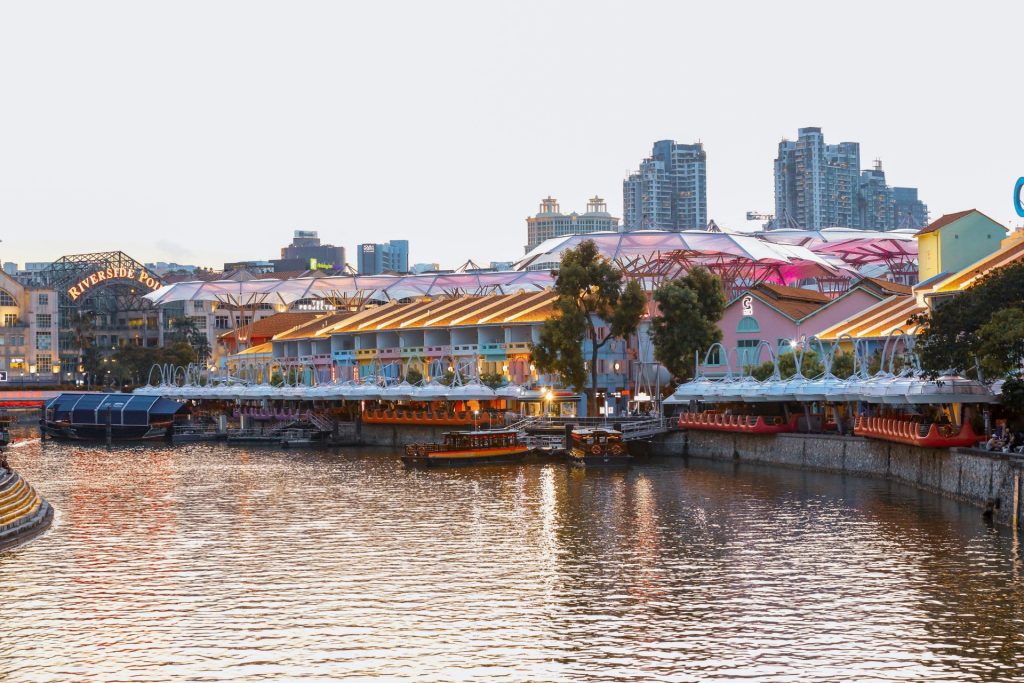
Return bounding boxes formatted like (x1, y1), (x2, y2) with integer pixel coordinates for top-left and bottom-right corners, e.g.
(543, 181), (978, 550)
(914, 208), (1005, 236)
(914, 209), (977, 235)
(858, 277), (912, 296)
(816, 294), (924, 341)
(277, 292), (558, 340)
(931, 230), (1024, 294)
(272, 312), (355, 340)
(756, 282), (830, 303)
(219, 312), (323, 342)
(744, 283), (829, 321)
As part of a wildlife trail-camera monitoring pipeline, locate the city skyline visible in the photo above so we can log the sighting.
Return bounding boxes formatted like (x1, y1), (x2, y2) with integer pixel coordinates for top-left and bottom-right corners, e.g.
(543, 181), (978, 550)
(1, 2), (1022, 270)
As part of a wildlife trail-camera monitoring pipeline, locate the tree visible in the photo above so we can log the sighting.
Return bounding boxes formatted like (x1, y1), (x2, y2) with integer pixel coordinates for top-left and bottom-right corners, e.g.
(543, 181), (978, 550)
(531, 240), (647, 416)
(912, 260), (1024, 379)
(67, 311), (98, 384)
(480, 372), (505, 389)
(168, 316), (211, 365)
(976, 308), (1024, 379)
(649, 267), (726, 381)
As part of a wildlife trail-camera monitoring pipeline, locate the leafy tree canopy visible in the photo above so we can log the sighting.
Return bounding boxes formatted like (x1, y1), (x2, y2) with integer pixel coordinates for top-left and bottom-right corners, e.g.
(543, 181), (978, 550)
(649, 267), (725, 381)
(531, 240), (646, 415)
(912, 260), (1024, 380)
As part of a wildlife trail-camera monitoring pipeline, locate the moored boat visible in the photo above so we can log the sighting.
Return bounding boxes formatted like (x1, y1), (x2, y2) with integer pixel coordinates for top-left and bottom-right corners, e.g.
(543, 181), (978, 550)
(403, 429), (529, 467)
(568, 428), (631, 467)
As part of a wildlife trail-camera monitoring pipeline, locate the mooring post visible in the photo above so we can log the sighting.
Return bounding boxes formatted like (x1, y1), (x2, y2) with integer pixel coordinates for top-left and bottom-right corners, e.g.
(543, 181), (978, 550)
(105, 405), (112, 448)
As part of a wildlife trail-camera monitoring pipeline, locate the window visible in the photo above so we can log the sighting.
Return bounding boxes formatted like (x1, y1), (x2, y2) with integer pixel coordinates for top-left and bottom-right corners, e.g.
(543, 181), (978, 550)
(192, 301), (205, 311)
(36, 313), (52, 328)
(0, 336), (5, 345)
(0, 290), (15, 307)
(737, 317), (760, 334)
(36, 332), (52, 350)
(190, 316), (207, 330)
(215, 316), (230, 330)
(37, 293), (48, 306)
(737, 339), (761, 368)
(36, 353), (52, 373)
(705, 346), (722, 366)
(3, 314), (16, 327)
(9, 357), (24, 370)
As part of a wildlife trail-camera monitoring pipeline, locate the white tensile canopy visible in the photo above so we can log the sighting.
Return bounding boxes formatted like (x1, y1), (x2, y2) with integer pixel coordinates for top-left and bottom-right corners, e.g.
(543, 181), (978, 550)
(144, 270), (557, 306)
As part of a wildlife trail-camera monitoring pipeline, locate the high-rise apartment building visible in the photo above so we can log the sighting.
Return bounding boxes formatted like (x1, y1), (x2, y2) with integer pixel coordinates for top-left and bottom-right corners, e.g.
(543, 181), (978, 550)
(893, 187), (929, 230)
(357, 240), (409, 275)
(774, 127), (928, 231)
(524, 196), (619, 252)
(623, 140), (707, 230)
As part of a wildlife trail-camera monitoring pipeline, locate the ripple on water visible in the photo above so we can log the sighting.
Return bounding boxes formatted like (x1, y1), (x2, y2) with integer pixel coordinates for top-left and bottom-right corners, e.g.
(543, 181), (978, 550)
(1, 441), (1023, 681)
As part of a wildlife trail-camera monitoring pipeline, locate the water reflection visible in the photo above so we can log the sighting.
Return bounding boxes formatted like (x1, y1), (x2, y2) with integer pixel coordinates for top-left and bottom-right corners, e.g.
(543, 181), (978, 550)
(1, 441), (1022, 681)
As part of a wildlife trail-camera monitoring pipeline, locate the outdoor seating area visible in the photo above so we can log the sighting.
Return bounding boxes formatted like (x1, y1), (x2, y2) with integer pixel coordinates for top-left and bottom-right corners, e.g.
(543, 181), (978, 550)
(677, 412), (799, 434)
(852, 415), (980, 448)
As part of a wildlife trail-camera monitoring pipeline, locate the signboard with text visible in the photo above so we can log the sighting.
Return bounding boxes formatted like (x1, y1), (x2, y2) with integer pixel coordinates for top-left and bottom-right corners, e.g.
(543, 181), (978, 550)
(67, 267), (162, 301)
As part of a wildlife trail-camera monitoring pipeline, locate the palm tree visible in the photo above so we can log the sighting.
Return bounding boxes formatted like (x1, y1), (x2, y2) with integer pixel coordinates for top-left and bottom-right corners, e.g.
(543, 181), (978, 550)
(67, 311), (97, 386)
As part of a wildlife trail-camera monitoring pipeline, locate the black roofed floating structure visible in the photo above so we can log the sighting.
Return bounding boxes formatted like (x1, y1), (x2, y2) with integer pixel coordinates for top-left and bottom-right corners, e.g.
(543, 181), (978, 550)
(43, 392), (186, 441)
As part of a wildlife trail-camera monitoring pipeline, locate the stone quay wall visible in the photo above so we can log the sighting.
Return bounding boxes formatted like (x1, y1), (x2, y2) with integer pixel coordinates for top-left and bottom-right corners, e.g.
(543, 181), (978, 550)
(651, 430), (1024, 529)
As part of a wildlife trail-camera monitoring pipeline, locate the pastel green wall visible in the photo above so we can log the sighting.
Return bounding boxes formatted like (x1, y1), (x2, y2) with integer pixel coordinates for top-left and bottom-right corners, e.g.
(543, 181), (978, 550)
(937, 213), (1006, 275)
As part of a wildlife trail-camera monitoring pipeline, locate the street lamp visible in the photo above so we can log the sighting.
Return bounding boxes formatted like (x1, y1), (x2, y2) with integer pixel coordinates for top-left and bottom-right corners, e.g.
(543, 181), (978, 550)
(473, 409), (480, 431)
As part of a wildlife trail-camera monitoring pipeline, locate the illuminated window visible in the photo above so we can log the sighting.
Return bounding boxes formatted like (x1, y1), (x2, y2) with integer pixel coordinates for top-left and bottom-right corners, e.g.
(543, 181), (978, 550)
(736, 317), (760, 334)
(36, 353), (52, 373)
(0, 290), (15, 307)
(2, 314), (16, 327)
(10, 357), (25, 370)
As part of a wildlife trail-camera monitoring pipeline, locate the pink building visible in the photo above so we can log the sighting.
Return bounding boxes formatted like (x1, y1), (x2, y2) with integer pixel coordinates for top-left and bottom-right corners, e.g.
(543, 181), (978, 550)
(700, 278), (911, 375)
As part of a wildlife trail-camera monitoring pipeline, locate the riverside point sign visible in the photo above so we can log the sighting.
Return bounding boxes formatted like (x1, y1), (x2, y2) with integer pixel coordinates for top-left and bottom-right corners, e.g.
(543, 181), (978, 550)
(68, 267), (162, 301)
(1015, 177), (1024, 218)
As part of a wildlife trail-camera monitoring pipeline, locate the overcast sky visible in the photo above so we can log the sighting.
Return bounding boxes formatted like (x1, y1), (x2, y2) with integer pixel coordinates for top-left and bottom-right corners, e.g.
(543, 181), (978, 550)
(2, 1), (1022, 270)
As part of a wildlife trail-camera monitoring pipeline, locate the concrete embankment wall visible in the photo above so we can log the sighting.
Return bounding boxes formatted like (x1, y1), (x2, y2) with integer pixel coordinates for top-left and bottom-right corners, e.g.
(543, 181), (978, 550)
(652, 430), (1024, 529)
(359, 423), (453, 448)
(0, 468), (53, 551)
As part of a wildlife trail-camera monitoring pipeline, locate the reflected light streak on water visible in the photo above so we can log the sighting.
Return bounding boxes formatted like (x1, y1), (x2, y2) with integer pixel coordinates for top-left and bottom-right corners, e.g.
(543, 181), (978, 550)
(1, 440), (1023, 682)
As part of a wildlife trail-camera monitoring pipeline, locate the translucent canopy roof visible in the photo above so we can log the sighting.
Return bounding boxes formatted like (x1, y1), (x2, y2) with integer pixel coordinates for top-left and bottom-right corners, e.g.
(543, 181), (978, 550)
(144, 271), (556, 306)
(517, 230), (836, 269)
(755, 228), (918, 267)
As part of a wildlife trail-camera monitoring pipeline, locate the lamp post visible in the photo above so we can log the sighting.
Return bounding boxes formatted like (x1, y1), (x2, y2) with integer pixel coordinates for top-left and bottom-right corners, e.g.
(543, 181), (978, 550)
(473, 409), (479, 431)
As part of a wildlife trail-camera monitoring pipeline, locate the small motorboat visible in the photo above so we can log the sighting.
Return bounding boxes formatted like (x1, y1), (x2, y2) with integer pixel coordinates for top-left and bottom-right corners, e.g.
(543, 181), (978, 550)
(568, 428), (631, 467)
(403, 429), (529, 467)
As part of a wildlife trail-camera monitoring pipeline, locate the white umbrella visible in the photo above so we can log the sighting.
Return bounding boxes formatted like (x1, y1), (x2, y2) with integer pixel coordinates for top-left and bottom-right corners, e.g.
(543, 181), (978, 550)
(413, 380), (450, 401)
(446, 381), (497, 402)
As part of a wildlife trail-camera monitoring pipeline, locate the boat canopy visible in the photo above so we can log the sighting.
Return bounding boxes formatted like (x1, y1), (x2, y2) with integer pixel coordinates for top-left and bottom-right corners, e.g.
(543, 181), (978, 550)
(46, 393), (185, 426)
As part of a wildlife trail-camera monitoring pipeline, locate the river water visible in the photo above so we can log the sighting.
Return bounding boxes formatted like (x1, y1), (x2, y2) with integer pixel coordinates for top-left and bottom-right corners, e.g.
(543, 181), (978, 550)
(2, 439), (1023, 682)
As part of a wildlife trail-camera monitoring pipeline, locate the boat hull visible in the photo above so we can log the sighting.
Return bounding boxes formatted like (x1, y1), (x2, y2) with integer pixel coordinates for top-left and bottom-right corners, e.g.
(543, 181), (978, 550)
(402, 446), (529, 468)
(568, 448), (632, 467)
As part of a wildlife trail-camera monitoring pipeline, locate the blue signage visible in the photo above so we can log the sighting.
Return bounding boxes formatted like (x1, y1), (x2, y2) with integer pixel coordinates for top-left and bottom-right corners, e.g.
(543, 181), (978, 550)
(1015, 177), (1024, 218)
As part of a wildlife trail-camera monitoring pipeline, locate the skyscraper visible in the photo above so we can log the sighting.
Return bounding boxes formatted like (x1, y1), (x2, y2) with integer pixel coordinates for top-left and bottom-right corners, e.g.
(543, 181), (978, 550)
(524, 196), (619, 252)
(623, 140), (707, 230)
(774, 127), (927, 231)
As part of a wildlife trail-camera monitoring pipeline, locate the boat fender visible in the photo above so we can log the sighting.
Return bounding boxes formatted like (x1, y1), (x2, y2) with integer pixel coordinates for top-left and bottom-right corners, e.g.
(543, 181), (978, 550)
(590, 445), (601, 455)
